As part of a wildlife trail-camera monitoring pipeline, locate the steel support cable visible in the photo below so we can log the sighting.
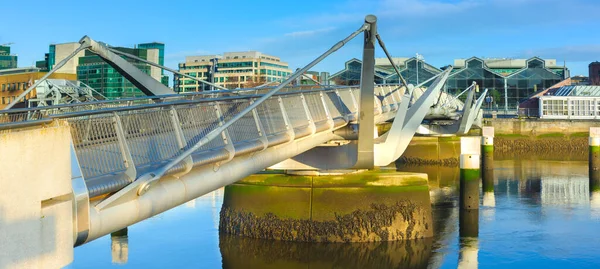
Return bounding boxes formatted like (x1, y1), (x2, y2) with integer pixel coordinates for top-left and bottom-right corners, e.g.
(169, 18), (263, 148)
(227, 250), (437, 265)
(4, 44), (90, 110)
(441, 82), (476, 108)
(108, 48), (230, 91)
(144, 22), (370, 182)
(375, 34), (408, 88)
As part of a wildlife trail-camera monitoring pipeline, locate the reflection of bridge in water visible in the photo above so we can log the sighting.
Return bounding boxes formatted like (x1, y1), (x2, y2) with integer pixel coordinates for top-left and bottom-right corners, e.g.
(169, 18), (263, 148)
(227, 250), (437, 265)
(0, 15), (488, 267)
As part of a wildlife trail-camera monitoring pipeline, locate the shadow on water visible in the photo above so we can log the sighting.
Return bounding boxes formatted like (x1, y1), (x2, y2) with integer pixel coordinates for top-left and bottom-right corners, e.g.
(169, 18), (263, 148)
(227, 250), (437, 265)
(219, 233), (433, 269)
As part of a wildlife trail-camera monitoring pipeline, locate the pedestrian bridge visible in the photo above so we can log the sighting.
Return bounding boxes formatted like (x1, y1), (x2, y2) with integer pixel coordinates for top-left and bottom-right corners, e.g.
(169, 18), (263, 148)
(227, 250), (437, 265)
(0, 15), (485, 261)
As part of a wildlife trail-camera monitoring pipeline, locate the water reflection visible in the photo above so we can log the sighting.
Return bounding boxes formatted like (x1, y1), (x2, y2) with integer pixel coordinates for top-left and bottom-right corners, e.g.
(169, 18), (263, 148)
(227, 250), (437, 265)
(70, 159), (600, 268)
(219, 233), (433, 269)
(111, 233), (128, 265)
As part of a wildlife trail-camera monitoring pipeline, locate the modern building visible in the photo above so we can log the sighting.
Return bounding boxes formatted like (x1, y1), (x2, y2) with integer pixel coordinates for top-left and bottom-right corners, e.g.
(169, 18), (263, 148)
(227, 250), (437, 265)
(329, 57), (441, 86)
(36, 42), (169, 99)
(589, 62), (600, 86)
(300, 71), (330, 85)
(76, 44), (166, 98)
(137, 42), (169, 86)
(571, 75), (589, 85)
(447, 57), (568, 110)
(0, 45), (18, 70)
(175, 51), (292, 91)
(0, 67), (76, 109)
(36, 42), (86, 74)
(330, 56), (569, 110)
(538, 85), (600, 119)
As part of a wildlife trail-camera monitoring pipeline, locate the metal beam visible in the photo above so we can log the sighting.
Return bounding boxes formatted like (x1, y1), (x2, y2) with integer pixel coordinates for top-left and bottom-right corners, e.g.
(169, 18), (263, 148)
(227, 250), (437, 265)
(79, 36), (174, 96)
(355, 14), (377, 169)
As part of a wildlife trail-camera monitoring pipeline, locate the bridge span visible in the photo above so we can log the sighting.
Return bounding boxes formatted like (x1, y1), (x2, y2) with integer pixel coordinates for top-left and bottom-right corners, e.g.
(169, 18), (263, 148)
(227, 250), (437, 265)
(0, 15), (485, 268)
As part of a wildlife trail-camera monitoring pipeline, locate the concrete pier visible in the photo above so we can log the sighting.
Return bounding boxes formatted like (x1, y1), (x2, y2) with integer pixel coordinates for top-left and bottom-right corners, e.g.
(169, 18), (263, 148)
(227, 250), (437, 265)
(460, 137), (481, 210)
(590, 127), (600, 191)
(481, 127), (494, 192)
(219, 170), (433, 242)
(0, 121), (74, 269)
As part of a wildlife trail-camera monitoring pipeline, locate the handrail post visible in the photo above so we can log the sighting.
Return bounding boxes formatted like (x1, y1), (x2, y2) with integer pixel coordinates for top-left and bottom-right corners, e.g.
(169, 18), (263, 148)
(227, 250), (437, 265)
(250, 99), (269, 151)
(169, 106), (193, 175)
(356, 14), (377, 169)
(112, 112), (137, 182)
(319, 91), (335, 129)
(214, 104), (235, 164)
(277, 96), (295, 142)
(300, 93), (316, 135)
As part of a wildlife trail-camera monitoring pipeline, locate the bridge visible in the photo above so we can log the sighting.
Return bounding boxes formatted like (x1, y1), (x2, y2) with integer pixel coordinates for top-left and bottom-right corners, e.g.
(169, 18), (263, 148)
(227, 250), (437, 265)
(0, 15), (485, 268)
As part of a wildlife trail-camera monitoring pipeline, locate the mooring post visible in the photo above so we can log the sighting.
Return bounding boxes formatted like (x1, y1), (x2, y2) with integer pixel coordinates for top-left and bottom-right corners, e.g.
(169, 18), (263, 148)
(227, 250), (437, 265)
(460, 137), (481, 210)
(459, 137), (480, 266)
(355, 14), (377, 169)
(590, 127), (600, 192)
(481, 127), (495, 207)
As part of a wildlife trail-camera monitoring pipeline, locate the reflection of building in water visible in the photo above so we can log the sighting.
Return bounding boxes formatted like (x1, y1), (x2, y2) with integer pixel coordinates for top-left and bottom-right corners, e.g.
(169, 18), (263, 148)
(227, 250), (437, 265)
(111, 235), (129, 265)
(591, 192), (600, 219)
(458, 238), (479, 269)
(541, 176), (589, 205)
(212, 188), (224, 230)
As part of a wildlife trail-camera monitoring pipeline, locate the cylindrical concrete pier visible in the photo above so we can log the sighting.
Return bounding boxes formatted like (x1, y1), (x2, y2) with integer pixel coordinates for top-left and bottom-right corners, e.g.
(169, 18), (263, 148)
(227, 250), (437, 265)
(481, 127), (494, 194)
(460, 137), (481, 210)
(590, 127), (600, 192)
(219, 170), (433, 242)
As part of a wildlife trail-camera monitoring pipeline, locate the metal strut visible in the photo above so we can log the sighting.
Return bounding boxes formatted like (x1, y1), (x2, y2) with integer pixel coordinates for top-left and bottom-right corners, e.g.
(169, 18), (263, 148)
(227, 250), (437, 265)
(95, 18), (372, 210)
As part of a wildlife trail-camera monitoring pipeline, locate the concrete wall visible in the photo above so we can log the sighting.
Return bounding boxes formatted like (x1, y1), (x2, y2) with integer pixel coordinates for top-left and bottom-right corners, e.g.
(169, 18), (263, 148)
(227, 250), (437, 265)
(487, 118), (600, 135)
(0, 121), (73, 268)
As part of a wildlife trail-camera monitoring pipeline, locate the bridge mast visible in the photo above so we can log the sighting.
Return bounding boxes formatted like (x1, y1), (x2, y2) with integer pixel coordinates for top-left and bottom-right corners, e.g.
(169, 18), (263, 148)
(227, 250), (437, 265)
(356, 15), (377, 169)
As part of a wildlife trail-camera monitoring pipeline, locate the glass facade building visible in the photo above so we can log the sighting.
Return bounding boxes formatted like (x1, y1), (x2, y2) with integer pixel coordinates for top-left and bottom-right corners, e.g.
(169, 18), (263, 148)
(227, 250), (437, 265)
(330, 56), (568, 110)
(329, 57), (442, 86)
(0, 46), (18, 70)
(447, 57), (566, 110)
(138, 42), (169, 86)
(77, 45), (167, 99)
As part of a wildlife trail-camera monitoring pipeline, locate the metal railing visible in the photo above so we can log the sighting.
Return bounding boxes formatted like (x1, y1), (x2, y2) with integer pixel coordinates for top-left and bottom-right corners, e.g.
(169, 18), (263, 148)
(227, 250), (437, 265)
(32, 84), (399, 198)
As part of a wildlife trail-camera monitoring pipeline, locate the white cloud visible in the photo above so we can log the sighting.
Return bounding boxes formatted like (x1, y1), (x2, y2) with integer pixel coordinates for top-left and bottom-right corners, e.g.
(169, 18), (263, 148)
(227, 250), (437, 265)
(284, 27), (337, 38)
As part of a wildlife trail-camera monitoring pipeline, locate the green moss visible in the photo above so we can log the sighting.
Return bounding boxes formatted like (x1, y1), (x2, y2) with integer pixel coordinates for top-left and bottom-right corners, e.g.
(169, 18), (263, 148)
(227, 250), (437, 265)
(496, 133), (529, 138)
(570, 132), (589, 138)
(537, 133), (566, 139)
(439, 136), (461, 142)
(239, 174), (312, 187)
(460, 169), (480, 181)
(312, 171), (427, 188)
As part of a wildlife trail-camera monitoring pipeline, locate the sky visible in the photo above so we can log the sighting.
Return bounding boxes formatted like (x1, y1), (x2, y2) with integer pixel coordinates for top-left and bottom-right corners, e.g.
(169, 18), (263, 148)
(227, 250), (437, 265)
(2, 0), (600, 79)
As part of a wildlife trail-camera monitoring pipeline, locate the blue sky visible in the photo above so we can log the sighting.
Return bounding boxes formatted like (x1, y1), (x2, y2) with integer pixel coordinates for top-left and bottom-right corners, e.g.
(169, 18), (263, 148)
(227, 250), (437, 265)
(2, 0), (600, 77)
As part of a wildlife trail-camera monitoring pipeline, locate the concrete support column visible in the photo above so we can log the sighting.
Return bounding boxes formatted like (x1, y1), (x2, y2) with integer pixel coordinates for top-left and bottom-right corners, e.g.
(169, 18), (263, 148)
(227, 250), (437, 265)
(0, 121), (74, 269)
(481, 127), (495, 207)
(590, 127), (600, 192)
(460, 137), (481, 210)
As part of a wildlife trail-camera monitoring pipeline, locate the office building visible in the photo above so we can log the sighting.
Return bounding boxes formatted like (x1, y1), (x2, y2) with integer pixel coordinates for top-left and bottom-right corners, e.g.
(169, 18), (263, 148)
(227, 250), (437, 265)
(76, 44), (166, 98)
(175, 51), (292, 91)
(0, 45), (18, 70)
(0, 67), (76, 109)
(329, 57), (441, 86)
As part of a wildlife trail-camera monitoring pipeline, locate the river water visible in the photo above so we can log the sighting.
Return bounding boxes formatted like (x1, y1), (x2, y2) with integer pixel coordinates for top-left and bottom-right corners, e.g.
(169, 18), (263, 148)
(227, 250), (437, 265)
(67, 159), (600, 268)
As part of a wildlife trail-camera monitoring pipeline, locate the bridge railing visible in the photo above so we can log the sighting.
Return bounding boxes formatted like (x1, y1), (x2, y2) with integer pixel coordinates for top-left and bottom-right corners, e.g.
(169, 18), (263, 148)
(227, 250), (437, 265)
(50, 85), (397, 198)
